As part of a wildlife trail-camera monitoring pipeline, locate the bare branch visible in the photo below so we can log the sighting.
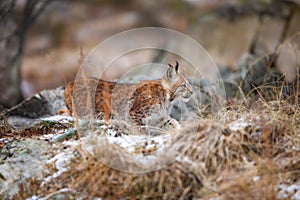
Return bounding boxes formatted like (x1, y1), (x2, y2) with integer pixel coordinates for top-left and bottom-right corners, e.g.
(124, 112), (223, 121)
(20, 0), (52, 33)
(0, 0), (16, 22)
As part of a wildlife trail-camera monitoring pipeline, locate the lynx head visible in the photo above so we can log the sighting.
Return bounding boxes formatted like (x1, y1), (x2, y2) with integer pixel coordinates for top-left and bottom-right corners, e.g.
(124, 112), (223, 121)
(162, 61), (193, 102)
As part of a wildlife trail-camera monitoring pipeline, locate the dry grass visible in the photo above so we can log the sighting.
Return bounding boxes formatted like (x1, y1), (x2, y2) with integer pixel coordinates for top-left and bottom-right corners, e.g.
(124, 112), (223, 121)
(17, 148), (203, 199)
(12, 73), (300, 199)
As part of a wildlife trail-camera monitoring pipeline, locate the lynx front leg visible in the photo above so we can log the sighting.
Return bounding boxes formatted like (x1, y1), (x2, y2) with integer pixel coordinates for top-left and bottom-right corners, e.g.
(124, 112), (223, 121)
(163, 117), (181, 131)
(143, 113), (181, 135)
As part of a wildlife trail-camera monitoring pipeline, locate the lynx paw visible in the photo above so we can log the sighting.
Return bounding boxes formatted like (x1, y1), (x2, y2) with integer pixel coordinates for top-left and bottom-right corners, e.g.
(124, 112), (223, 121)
(163, 118), (181, 131)
(142, 115), (180, 135)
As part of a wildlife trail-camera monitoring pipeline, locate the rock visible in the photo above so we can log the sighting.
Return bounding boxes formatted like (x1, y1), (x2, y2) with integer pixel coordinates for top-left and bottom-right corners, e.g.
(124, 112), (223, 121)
(5, 86), (66, 129)
(8, 86), (65, 118)
(0, 139), (52, 199)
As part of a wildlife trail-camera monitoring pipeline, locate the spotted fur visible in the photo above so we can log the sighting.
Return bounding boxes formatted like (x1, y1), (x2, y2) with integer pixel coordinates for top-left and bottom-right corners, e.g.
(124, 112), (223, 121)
(64, 61), (193, 130)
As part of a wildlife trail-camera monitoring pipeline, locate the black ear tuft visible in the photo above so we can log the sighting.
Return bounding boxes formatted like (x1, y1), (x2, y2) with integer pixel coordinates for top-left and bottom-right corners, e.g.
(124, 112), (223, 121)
(175, 61), (179, 72)
(166, 64), (176, 80)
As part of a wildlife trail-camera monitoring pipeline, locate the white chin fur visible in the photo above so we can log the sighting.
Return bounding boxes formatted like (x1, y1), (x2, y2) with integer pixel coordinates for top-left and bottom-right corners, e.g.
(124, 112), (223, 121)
(181, 97), (191, 102)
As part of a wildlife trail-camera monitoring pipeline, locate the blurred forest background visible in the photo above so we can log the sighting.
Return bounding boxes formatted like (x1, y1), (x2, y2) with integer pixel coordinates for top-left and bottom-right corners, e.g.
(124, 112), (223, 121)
(1, 0), (300, 108)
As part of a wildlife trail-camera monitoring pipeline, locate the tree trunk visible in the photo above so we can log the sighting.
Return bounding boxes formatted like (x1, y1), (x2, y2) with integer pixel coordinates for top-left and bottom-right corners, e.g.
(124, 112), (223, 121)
(0, 16), (24, 108)
(0, 0), (51, 108)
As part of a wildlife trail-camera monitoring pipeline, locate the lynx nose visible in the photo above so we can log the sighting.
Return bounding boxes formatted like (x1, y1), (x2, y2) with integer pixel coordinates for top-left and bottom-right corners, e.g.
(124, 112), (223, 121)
(186, 85), (193, 97)
(188, 85), (193, 95)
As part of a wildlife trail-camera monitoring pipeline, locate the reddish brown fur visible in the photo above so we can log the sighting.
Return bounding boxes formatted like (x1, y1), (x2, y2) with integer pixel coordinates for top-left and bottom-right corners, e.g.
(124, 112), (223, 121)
(64, 63), (193, 127)
(128, 81), (167, 125)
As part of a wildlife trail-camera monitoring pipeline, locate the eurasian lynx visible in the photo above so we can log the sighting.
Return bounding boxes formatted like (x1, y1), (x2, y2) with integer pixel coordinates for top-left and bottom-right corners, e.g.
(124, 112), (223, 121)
(64, 61), (193, 131)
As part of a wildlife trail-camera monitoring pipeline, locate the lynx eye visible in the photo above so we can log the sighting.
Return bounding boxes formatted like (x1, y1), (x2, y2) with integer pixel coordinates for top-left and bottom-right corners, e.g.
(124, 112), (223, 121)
(177, 84), (186, 92)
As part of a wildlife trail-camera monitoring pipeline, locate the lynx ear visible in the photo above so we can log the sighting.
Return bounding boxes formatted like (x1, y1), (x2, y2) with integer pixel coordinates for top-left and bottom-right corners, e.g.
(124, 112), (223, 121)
(168, 61), (179, 72)
(166, 62), (178, 80)
(175, 61), (179, 72)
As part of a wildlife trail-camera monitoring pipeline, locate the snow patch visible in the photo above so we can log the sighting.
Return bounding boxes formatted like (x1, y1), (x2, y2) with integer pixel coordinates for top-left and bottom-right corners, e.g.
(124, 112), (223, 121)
(40, 115), (74, 123)
(252, 176), (260, 182)
(229, 116), (249, 131)
(43, 148), (77, 184)
(107, 133), (170, 153)
(277, 183), (300, 199)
